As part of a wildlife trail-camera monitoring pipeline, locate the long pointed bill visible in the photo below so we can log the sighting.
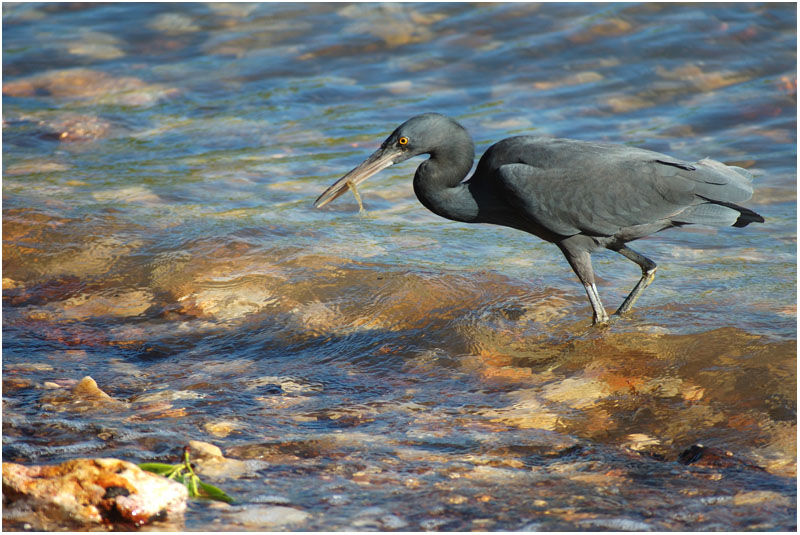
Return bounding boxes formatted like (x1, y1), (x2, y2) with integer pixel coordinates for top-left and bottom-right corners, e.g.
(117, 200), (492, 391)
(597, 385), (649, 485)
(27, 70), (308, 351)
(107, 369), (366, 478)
(314, 146), (403, 208)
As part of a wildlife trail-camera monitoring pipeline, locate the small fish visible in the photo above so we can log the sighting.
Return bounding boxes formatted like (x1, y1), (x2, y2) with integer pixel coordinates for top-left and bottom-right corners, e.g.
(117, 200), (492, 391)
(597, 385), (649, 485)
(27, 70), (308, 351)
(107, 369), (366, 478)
(347, 181), (365, 214)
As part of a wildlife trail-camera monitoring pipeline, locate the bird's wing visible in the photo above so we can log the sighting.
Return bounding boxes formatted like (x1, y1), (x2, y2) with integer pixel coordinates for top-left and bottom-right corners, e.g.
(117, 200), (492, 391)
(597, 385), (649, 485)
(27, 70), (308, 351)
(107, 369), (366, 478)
(492, 139), (755, 237)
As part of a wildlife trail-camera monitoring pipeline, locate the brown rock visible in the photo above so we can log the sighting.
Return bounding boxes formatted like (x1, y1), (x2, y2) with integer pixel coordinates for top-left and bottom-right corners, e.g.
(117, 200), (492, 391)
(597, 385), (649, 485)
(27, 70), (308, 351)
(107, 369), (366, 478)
(40, 376), (127, 412)
(72, 376), (117, 402)
(2, 458), (187, 530)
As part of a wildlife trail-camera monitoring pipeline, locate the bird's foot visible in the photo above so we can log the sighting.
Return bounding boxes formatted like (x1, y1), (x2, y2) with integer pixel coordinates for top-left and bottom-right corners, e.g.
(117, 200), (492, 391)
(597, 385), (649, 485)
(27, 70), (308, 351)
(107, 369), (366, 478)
(607, 313), (625, 324)
(592, 313), (625, 328)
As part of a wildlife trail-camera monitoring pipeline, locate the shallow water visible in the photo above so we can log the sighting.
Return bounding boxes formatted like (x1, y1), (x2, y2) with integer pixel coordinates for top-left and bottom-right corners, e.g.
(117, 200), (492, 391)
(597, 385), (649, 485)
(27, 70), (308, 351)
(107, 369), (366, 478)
(2, 2), (796, 531)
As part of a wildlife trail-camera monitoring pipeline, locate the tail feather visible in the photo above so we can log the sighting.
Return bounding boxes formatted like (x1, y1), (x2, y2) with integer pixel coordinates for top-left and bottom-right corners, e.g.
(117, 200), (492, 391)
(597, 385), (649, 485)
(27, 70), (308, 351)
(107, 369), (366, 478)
(731, 205), (765, 228)
(690, 158), (756, 204)
(701, 196), (764, 228)
(673, 159), (764, 228)
(672, 196), (764, 228)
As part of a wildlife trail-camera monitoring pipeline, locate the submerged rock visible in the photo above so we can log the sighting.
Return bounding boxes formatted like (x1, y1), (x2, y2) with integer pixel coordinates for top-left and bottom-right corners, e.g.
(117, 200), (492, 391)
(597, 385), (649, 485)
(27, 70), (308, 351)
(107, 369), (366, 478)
(2, 458), (187, 530)
(227, 505), (311, 529)
(41, 289), (155, 321)
(678, 444), (765, 471)
(578, 517), (656, 531)
(3, 67), (178, 107)
(42, 113), (114, 142)
(40, 375), (127, 412)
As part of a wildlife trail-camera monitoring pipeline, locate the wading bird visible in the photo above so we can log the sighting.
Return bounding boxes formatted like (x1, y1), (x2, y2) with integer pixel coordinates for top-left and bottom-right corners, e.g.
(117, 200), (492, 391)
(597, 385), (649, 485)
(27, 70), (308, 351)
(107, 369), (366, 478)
(314, 113), (764, 324)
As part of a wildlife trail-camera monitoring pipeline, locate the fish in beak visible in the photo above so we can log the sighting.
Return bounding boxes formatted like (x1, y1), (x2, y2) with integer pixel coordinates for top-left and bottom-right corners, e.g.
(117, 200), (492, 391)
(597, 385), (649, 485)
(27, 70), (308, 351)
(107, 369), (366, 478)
(313, 144), (405, 209)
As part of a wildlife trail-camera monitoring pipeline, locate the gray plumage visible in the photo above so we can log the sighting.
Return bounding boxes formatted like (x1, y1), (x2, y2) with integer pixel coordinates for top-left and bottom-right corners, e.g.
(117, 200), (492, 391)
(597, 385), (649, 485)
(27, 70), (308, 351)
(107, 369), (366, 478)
(315, 113), (764, 324)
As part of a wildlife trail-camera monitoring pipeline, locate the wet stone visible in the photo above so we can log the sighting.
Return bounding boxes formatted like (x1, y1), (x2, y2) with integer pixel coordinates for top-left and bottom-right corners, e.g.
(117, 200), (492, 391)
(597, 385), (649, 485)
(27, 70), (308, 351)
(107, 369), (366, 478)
(4, 160), (71, 175)
(188, 440), (261, 479)
(190, 440), (224, 458)
(732, 490), (792, 507)
(149, 12), (200, 34)
(40, 376), (127, 412)
(326, 493), (351, 506)
(175, 283), (277, 321)
(41, 113), (114, 142)
(678, 444), (764, 471)
(2, 68), (178, 107)
(133, 389), (204, 403)
(250, 494), (291, 505)
(3, 378), (35, 391)
(226, 505), (311, 529)
(41, 289), (155, 321)
(419, 517), (453, 530)
(204, 419), (243, 437)
(578, 517), (657, 531)
(2, 458), (187, 530)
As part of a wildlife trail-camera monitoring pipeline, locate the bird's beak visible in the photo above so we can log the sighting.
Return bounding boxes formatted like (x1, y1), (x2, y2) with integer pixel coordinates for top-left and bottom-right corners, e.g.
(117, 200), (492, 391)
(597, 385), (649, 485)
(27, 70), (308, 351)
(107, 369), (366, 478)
(314, 145), (403, 208)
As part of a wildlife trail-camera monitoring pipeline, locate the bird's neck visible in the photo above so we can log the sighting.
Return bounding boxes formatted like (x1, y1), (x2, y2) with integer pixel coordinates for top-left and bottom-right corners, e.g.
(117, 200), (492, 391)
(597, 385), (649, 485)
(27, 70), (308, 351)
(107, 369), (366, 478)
(412, 138), (479, 223)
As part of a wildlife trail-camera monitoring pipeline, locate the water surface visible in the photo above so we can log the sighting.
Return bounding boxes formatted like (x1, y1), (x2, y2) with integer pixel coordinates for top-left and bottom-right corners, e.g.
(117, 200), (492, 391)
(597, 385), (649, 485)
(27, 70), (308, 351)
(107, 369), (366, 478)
(3, 2), (796, 531)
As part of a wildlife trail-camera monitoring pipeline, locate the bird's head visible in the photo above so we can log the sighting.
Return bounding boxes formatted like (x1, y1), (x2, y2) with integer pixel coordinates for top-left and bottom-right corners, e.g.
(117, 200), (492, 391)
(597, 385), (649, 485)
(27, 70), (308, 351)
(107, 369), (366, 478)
(313, 113), (469, 208)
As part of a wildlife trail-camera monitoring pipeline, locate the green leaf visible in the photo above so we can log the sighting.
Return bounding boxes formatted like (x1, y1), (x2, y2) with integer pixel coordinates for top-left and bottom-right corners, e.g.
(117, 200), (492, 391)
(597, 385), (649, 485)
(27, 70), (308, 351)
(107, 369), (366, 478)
(139, 462), (180, 476)
(139, 449), (234, 504)
(188, 475), (200, 498)
(196, 480), (235, 504)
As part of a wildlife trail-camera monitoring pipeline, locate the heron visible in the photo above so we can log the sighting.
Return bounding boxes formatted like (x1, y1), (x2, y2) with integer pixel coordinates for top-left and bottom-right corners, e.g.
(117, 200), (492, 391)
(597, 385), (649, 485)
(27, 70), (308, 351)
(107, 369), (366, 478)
(314, 113), (764, 324)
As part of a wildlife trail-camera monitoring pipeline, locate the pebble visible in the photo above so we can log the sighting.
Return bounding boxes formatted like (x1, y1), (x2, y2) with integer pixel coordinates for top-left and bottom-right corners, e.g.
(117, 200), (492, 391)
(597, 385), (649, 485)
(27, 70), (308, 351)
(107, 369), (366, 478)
(92, 186), (161, 204)
(250, 494), (291, 505)
(5, 161), (71, 175)
(227, 506), (311, 528)
(204, 420), (242, 437)
(578, 517), (656, 531)
(189, 440), (224, 458)
(520, 520), (548, 531)
(188, 440), (261, 479)
(3, 378), (34, 390)
(381, 513), (409, 529)
(149, 12), (200, 34)
(419, 517), (452, 530)
(44, 113), (113, 142)
(326, 494), (351, 506)
(8, 362), (54, 372)
(68, 42), (124, 60)
(134, 390), (204, 403)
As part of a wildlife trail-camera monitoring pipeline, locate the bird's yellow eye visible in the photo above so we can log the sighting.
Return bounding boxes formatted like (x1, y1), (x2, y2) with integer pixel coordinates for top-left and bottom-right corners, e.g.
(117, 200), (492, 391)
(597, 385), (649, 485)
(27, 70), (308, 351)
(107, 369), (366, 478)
(398, 137), (409, 146)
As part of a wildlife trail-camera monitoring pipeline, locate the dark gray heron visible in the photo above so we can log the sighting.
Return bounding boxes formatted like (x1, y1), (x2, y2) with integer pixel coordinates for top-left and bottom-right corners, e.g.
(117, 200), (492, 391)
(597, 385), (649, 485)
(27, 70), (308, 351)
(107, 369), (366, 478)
(314, 113), (764, 324)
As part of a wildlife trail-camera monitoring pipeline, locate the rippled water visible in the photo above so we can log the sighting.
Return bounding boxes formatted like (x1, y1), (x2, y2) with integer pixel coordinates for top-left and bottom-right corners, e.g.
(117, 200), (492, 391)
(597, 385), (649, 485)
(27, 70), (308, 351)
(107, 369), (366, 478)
(3, 3), (796, 531)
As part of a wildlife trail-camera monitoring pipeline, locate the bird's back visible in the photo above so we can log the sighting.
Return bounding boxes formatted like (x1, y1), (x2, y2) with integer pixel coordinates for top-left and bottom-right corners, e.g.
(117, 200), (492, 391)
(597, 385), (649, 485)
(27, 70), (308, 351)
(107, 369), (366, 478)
(470, 136), (762, 241)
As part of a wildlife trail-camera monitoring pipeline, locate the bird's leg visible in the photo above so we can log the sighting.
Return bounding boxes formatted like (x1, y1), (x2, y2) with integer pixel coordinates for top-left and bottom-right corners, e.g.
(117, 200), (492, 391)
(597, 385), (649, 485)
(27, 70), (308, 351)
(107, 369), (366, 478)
(613, 245), (657, 316)
(583, 281), (610, 324)
(558, 243), (609, 324)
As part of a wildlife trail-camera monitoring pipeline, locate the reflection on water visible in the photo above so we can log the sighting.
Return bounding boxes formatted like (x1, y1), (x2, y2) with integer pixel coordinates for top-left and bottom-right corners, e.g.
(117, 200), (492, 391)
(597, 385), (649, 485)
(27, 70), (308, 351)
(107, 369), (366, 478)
(3, 2), (796, 531)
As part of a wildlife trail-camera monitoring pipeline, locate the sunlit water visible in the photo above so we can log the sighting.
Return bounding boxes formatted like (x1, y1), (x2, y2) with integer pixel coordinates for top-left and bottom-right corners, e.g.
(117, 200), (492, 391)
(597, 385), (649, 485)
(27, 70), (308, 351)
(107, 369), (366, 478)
(3, 3), (796, 531)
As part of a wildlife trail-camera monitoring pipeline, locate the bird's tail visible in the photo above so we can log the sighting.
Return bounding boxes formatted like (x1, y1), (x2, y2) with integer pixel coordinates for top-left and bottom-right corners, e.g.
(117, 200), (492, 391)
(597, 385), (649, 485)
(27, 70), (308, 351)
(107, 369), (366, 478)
(674, 196), (765, 228)
(670, 158), (765, 228)
(707, 198), (765, 228)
